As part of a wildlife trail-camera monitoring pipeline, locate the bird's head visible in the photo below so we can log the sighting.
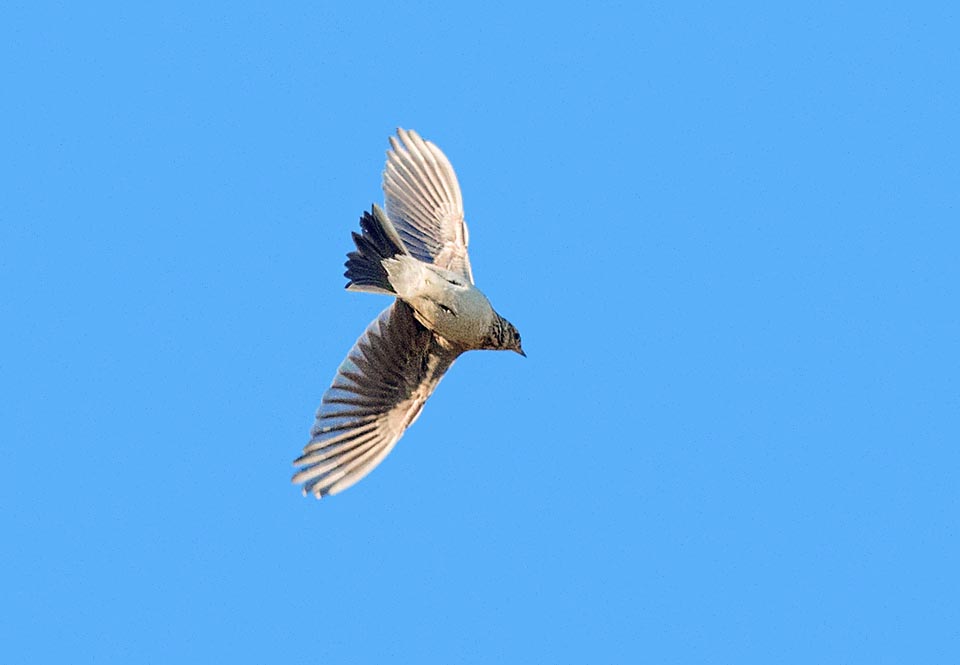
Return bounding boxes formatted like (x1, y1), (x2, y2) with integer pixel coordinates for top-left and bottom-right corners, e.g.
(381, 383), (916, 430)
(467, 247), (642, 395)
(491, 314), (525, 357)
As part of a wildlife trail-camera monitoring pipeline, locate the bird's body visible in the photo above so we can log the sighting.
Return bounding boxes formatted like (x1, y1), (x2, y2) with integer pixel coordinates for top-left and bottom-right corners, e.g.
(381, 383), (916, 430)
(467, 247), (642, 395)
(293, 129), (524, 498)
(383, 256), (496, 347)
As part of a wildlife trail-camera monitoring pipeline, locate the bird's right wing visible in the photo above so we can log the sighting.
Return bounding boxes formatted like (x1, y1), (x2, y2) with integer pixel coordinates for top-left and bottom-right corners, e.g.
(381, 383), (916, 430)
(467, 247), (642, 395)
(292, 301), (459, 498)
(383, 128), (474, 283)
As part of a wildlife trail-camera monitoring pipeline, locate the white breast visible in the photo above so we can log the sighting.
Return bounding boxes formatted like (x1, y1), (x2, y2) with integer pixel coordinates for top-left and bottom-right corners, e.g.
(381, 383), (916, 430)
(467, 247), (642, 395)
(384, 257), (495, 347)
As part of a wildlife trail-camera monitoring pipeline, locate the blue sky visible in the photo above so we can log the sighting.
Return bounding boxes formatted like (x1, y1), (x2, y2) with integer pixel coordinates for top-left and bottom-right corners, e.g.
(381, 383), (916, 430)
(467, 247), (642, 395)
(2, 2), (957, 662)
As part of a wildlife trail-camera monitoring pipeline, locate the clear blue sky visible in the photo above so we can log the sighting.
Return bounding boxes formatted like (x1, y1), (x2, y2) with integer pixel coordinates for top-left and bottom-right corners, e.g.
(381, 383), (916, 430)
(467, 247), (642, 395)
(2, 2), (957, 662)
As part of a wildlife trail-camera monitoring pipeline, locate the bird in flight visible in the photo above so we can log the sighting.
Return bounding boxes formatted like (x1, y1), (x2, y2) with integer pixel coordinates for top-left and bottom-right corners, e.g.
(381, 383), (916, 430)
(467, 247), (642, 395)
(293, 129), (525, 498)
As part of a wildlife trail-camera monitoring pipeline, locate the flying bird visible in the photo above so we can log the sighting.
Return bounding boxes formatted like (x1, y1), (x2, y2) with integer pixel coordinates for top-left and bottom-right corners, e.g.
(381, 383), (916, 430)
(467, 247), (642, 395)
(293, 129), (525, 498)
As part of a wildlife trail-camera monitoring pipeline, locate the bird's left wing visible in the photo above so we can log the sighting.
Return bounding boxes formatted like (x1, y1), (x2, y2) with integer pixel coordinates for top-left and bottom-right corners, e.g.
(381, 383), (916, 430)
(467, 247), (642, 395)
(383, 128), (474, 283)
(292, 301), (459, 498)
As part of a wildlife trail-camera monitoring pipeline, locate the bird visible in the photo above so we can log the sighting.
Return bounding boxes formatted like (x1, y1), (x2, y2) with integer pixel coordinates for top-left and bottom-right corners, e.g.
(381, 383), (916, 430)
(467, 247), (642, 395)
(292, 128), (525, 498)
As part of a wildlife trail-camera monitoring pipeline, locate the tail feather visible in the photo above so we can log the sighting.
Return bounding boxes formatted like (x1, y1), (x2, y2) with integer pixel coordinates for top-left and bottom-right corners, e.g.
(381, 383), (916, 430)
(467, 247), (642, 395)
(344, 205), (408, 294)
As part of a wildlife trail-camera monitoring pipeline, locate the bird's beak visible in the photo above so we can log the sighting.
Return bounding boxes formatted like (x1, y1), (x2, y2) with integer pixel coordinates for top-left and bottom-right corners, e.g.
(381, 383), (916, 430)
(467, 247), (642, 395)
(516, 347), (526, 358)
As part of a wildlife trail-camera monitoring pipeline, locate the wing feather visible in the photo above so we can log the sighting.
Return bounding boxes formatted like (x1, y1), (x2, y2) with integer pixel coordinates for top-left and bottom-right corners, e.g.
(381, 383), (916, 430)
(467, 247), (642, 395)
(383, 128), (474, 282)
(292, 301), (460, 498)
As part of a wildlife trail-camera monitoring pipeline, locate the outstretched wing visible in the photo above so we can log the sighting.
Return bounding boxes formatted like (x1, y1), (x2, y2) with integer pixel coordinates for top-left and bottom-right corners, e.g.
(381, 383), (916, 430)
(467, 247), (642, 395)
(383, 128), (474, 283)
(292, 301), (459, 498)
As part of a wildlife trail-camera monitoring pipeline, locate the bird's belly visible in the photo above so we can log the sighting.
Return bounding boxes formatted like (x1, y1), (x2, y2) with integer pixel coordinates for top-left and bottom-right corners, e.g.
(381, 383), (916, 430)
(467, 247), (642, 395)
(409, 285), (492, 347)
(387, 258), (494, 347)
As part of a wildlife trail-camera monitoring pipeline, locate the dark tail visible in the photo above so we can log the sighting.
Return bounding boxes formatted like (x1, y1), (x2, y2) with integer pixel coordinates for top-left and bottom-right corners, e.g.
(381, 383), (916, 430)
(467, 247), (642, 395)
(344, 205), (408, 294)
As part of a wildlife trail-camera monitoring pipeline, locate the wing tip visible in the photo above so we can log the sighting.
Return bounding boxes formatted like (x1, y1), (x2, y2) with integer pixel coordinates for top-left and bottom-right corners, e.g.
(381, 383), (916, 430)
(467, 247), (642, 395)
(392, 127), (430, 154)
